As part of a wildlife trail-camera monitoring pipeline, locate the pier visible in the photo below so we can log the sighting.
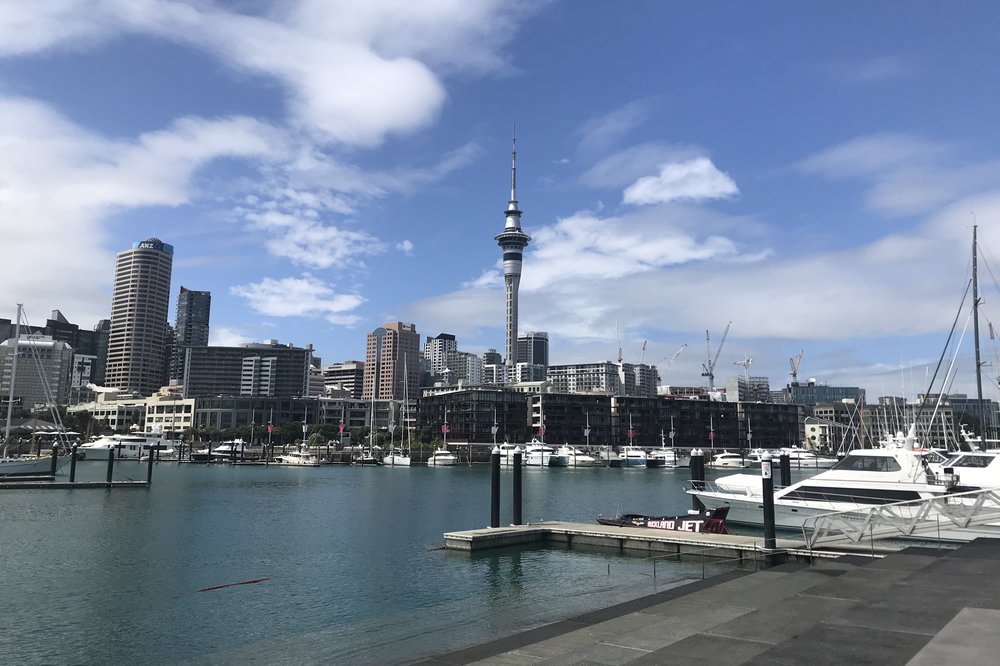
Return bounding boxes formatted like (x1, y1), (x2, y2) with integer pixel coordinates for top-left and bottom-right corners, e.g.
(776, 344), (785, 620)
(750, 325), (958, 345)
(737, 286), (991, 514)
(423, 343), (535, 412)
(422, 538), (1000, 665)
(442, 521), (896, 561)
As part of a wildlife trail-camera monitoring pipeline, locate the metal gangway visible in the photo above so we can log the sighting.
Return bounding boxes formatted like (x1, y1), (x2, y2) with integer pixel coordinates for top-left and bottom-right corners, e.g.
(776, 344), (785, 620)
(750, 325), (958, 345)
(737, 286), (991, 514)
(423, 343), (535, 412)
(801, 488), (1000, 548)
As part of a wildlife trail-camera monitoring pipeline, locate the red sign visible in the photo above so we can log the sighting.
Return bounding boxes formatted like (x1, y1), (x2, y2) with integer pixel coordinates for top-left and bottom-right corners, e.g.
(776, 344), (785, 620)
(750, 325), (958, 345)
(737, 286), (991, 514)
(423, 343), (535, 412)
(339, 423), (344, 433)
(708, 431), (715, 440)
(441, 424), (449, 434)
(627, 429), (634, 439)
(538, 426), (546, 436)
(267, 424), (273, 433)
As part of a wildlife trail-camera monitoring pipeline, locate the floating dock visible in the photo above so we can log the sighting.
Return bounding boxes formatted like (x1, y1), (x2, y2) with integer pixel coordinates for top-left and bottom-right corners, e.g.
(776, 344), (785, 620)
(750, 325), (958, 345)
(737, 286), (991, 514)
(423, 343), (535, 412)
(443, 521), (896, 560)
(0, 480), (149, 490)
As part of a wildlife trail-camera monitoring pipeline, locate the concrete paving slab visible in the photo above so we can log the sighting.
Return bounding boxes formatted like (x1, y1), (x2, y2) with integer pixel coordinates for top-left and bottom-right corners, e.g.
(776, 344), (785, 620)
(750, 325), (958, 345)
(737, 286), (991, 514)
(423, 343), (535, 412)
(687, 570), (838, 609)
(858, 551), (940, 572)
(745, 623), (928, 666)
(596, 602), (757, 652)
(636, 633), (773, 666)
(907, 607), (1000, 666)
(539, 639), (651, 666)
(823, 580), (969, 636)
(703, 593), (857, 644)
(800, 565), (915, 601)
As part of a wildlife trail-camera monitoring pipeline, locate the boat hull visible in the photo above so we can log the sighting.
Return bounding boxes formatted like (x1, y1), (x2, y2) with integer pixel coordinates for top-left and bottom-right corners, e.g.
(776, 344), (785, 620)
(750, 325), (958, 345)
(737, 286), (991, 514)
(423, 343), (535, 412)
(0, 455), (69, 476)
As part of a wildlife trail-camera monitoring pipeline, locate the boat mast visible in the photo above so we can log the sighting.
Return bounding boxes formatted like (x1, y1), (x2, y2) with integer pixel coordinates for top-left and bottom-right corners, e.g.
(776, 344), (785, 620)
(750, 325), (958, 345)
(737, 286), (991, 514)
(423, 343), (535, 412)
(3, 304), (23, 452)
(973, 225), (987, 443)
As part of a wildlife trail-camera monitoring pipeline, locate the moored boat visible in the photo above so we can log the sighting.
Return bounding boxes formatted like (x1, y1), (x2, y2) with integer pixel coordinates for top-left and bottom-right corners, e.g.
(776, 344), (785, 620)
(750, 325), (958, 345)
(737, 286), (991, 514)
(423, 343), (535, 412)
(597, 507), (730, 534)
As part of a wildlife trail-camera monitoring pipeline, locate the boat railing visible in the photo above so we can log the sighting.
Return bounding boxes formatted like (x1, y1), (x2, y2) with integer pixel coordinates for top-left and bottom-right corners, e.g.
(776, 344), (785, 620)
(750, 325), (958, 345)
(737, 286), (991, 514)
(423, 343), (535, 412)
(645, 542), (793, 579)
(801, 487), (1000, 549)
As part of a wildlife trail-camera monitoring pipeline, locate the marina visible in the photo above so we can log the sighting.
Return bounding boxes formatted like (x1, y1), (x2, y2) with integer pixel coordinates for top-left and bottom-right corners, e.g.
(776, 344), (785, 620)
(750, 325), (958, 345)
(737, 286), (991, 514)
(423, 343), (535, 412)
(2, 460), (786, 665)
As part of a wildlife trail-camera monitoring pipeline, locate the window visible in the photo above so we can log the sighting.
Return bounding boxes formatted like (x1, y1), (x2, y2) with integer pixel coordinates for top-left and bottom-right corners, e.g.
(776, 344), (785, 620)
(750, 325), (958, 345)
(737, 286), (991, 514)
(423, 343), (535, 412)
(830, 455), (902, 473)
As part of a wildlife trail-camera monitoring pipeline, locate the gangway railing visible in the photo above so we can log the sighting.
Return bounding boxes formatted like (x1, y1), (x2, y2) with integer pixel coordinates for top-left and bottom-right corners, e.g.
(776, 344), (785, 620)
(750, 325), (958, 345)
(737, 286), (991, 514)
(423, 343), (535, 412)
(801, 488), (1000, 548)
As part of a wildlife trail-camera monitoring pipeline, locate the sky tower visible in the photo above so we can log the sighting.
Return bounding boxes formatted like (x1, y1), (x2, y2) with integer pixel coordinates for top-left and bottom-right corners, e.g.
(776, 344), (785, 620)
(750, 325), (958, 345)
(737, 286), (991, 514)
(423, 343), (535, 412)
(495, 136), (531, 377)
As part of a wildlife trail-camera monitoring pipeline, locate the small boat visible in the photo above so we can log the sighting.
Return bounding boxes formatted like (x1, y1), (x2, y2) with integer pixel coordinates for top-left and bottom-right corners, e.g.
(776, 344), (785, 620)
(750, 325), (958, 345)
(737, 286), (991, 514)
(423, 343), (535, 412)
(549, 445), (595, 468)
(595, 446), (622, 468)
(706, 452), (747, 468)
(597, 507), (730, 534)
(426, 447), (458, 466)
(274, 446), (321, 466)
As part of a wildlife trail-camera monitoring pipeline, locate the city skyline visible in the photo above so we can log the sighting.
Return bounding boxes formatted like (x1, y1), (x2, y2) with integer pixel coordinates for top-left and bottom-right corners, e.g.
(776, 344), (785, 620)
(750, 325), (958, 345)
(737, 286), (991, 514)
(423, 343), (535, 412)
(3, 2), (1000, 401)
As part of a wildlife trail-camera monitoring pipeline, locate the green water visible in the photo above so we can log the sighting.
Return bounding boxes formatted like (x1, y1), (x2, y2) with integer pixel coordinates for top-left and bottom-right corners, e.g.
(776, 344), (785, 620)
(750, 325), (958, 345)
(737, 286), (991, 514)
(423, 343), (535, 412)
(0, 462), (746, 664)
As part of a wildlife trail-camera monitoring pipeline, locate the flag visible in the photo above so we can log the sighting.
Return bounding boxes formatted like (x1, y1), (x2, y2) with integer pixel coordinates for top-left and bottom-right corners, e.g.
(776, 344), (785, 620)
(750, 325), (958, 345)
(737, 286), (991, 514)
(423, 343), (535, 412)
(441, 424), (449, 434)
(339, 422), (344, 433)
(267, 423), (273, 433)
(539, 426), (546, 436)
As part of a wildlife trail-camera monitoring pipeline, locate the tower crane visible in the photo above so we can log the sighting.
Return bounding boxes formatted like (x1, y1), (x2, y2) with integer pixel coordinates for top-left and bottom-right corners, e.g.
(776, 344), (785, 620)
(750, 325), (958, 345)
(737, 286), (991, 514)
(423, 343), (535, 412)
(735, 355), (752, 383)
(638, 340), (647, 365)
(658, 344), (687, 368)
(790, 349), (804, 382)
(701, 321), (732, 391)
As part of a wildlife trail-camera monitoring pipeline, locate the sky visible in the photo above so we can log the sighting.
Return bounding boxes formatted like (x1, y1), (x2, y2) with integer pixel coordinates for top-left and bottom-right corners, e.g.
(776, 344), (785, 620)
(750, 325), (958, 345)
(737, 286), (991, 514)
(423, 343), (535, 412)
(3, 1), (1000, 402)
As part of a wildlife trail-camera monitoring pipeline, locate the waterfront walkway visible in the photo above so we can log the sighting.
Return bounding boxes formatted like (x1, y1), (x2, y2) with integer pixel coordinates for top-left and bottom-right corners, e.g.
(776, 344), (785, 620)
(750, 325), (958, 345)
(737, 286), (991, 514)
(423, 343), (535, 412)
(419, 538), (1000, 665)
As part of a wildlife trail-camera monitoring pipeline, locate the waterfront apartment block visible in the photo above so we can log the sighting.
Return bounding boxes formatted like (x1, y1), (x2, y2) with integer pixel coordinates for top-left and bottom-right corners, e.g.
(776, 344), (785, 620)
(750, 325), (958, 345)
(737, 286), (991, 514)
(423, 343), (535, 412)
(362, 322), (420, 401)
(546, 361), (660, 398)
(182, 340), (312, 399)
(416, 388), (530, 445)
(105, 237), (174, 396)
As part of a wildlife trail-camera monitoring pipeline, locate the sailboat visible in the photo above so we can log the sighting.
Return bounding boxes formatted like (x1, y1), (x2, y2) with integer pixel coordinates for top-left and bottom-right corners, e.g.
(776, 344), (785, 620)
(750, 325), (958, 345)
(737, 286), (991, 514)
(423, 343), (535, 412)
(427, 406), (457, 466)
(356, 396), (382, 466)
(2, 304), (72, 476)
(384, 359), (412, 467)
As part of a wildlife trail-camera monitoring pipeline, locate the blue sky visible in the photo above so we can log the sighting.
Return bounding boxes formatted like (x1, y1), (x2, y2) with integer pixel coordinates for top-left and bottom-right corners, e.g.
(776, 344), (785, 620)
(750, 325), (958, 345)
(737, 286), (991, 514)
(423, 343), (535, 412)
(3, 1), (1000, 400)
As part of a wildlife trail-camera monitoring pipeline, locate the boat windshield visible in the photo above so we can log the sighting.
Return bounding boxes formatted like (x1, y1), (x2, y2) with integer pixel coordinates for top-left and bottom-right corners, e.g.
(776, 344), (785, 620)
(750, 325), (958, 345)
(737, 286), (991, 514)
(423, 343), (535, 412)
(830, 455), (902, 473)
(945, 454), (994, 468)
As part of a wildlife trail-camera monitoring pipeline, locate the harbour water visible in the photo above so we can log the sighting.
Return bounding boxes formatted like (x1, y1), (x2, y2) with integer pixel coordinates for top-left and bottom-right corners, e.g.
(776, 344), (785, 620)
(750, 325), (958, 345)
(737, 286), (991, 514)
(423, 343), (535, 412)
(0, 460), (784, 664)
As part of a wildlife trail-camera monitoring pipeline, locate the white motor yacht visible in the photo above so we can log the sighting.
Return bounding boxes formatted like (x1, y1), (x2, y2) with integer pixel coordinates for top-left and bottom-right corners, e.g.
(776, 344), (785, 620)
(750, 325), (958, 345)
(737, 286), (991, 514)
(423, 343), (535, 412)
(78, 433), (172, 461)
(523, 439), (555, 467)
(617, 445), (647, 467)
(426, 447), (458, 466)
(705, 452), (748, 468)
(550, 445), (595, 467)
(274, 446), (321, 466)
(646, 448), (688, 468)
(689, 441), (964, 531)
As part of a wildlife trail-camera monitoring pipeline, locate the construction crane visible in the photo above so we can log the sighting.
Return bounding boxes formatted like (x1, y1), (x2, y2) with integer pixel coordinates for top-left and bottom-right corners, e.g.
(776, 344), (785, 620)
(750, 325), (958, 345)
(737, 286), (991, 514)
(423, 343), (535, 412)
(735, 355), (752, 383)
(790, 349), (804, 382)
(701, 321), (732, 391)
(638, 340), (647, 365)
(659, 344), (687, 368)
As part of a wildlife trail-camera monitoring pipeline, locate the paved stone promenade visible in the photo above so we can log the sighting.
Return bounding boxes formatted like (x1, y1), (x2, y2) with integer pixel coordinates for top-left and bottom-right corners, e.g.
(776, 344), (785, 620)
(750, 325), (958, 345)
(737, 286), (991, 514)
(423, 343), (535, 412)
(418, 538), (1000, 665)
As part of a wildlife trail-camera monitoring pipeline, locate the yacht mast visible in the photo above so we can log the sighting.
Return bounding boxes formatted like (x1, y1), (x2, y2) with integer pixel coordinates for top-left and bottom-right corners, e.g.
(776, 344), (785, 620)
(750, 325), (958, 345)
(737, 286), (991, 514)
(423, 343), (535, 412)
(973, 225), (986, 441)
(3, 304), (23, 450)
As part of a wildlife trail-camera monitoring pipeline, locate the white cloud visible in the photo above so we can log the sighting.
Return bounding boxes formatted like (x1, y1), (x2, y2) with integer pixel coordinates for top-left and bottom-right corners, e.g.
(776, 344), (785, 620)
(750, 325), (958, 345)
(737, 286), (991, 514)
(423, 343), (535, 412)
(230, 275), (365, 324)
(622, 157), (739, 206)
(209, 326), (253, 347)
(244, 210), (386, 269)
(798, 133), (1000, 216)
(576, 100), (652, 157)
(396, 240), (414, 254)
(0, 96), (282, 326)
(581, 142), (701, 190)
(0, 0), (540, 147)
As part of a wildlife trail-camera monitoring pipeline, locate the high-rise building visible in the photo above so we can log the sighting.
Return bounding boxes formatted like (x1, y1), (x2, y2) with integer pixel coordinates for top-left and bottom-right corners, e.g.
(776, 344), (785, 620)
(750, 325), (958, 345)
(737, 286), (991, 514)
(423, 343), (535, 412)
(172, 287), (211, 382)
(323, 361), (366, 399)
(0, 335), (75, 408)
(516, 331), (549, 366)
(494, 137), (531, 375)
(362, 322), (420, 401)
(105, 237), (174, 396)
(424, 333), (457, 379)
